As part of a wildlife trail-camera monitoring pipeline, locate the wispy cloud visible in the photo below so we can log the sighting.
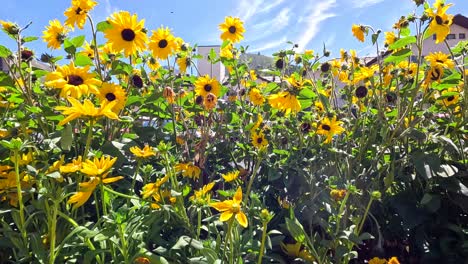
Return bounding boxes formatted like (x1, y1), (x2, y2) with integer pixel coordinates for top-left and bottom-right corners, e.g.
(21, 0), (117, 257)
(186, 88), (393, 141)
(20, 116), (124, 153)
(351, 0), (384, 8)
(257, 0), (287, 14)
(252, 8), (290, 31)
(296, 0), (336, 51)
(250, 37), (287, 53)
(235, 0), (264, 23)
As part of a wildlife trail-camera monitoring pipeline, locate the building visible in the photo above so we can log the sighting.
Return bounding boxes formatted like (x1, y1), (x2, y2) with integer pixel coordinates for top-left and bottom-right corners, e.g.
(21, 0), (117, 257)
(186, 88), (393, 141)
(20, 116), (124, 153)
(196, 45), (226, 81)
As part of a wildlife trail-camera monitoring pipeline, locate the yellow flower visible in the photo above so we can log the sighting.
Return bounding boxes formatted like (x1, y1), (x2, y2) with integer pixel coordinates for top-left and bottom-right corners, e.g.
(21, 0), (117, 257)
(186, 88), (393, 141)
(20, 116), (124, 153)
(190, 182), (215, 205)
(81, 156), (117, 176)
(64, 0), (97, 30)
(80, 41), (95, 59)
(104, 11), (148, 57)
(175, 163), (201, 179)
(96, 82), (127, 112)
(251, 132), (268, 149)
(315, 101), (325, 113)
(210, 187), (248, 228)
(0, 20), (18, 34)
(249, 70), (257, 81)
(0, 129), (10, 138)
(176, 57), (190, 74)
(426, 0), (453, 44)
(60, 156), (83, 173)
(194, 75), (221, 97)
(316, 116), (345, 144)
(268, 91), (301, 115)
(45, 63), (101, 98)
(220, 43), (234, 59)
(439, 87), (459, 107)
(385, 31), (397, 46)
(42, 20), (68, 49)
(222, 170), (240, 182)
(330, 189), (347, 201)
(425, 51), (455, 69)
(424, 66), (444, 84)
(55, 97), (119, 126)
(203, 93), (218, 110)
(68, 174), (123, 209)
(149, 27), (178, 60)
(368, 257), (387, 264)
(352, 24), (365, 42)
(388, 256), (400, 264)
(147, 57), (161, 71)
(280, 242), (315, 263)
(219, 16), (245, 43)
(248, 88), (265, 106)
(10, 151), (33, 166)
(141, 175), (169, 199)
(130, 145), (156, 159)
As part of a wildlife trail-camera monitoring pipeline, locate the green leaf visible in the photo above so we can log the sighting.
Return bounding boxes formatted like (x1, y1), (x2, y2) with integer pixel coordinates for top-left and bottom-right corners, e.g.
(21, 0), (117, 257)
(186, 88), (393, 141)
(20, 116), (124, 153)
(96, 21), (113, 32)
(22, 36), (38, 43)
(400, 27), (411, 37)
(75, 54), (94, 66)
(389, 36), (416, 50)
(0, 45), (12, 58)
(64, 39), (76, 54)
(371, 33), (379, 45)
(71, 35), (86, 48)
(0, 71), (15, 87)
(285, 218), (306, 243)
(384, 48), (412, 63)
(60, 124), (73, 151)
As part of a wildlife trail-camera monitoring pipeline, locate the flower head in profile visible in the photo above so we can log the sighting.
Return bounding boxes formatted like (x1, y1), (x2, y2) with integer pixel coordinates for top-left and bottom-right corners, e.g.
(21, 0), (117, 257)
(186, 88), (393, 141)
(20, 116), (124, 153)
(55, 97), (119, 126)
(194, 75), (221, 97)
(68, 173), (123, 209)
(64, 0), (97, 30)
(268, 91), (302, 115)
(175, 163), (201, 179)
(316, 116), (345, 143)
(222, 170), (240, 182)
(149, 27), (178, 60)
(60, 156), (83, 173)
(248, 88), (265, 106)
(352, 24), (366, 42)
(0, 20), (19, 35)
(219, 16), (245, 43)
(388, 257), (400, 264)
(130, 145), (156, 159)
(104, 11), (148, 57)
(45, 63), (100, 98)
(43, 20), (68, 49)
(385, 31), (397, 46)
(176, 57), (190, 74)
(426, 0), (453, 44)
(190, 182), (215, 205)
(96, 82), (127, 112)
(425, 51), (454, 69)
(210, 187), (248, 227)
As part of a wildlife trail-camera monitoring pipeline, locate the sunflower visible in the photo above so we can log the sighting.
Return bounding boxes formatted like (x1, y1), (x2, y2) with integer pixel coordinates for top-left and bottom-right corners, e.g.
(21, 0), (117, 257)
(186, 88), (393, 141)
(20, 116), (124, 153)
(42, 20), (68, 49)
(424, 66), (443, 84)
(316, 116), (345, 144)
(45, 63), (100, 98)
(204, 93), (218, 110)
(222, 170), (240, 182)
(97, 82), (127, 112)
(248, 88), (265, 106)
(0, 20), (18, 35)
(163, 86), (176, 104)
(147, 57), (161, 71)
(210, 187), (248, 228)
(130, 145), (156, 159)
(80, 41), (95, 59)
(385, 31), (397, 46)
(55, 97), (119, 126)
(425, 51), (454, 69)
(219, 16), (245, 43)
(148, 27), (178, 60)
(251, 132), (268, 149)
(64, 0), (97, 30)
(352, 24), (366, 42)
(176, 57), (190, 74)
(426, 0), (453, 44)
(268, 91), (301, 115)
(194, 75), (221, 97)
(220, 43), (234, 59)
(104, 11), (147, 57)
(439, 87), (459, 107)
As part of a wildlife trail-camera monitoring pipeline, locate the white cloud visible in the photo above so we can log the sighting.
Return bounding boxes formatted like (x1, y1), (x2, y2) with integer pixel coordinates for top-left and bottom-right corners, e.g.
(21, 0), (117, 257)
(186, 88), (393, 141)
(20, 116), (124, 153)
(258, 0), (287, 14)
(252, 8), (290, 31)
(296, 0), (336, 51)
(235, 0), (264, 23)
(250, 37), (288, 53)
(351, 0), (384, 8)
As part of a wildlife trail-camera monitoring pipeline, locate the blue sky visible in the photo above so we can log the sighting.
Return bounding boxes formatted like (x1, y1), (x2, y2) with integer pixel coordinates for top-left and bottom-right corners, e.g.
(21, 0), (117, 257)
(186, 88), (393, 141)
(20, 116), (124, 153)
(0, 0), (467, 58)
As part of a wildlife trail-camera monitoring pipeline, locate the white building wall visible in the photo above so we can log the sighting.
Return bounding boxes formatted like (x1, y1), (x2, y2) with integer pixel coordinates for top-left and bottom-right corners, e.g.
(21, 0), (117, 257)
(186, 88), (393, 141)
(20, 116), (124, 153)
(412, 24), (468, 56)
(197, 45), (225, 82)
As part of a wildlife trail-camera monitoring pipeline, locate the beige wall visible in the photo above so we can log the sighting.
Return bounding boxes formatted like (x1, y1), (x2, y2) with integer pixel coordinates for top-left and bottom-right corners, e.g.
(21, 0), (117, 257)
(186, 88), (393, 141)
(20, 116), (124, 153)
(412, 24), (468, 56)
(197, 46), (225, 82)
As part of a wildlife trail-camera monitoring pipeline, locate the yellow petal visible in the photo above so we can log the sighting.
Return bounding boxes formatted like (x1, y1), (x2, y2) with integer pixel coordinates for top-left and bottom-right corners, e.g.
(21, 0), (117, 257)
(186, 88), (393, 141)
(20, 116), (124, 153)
(210, 201), (232, 212)
(235, 211), (248, 228)
(102, 176), (123, 184)
(219, 211), (234, 222)
(233, 186), (242, 203)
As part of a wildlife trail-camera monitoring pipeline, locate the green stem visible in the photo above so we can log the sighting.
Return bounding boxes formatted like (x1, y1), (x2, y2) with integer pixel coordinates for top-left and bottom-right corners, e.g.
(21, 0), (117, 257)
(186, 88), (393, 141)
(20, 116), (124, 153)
(118, 224), (129, 263)
(357, 196), (374, 235)
(244, 154), (262, 205)
(99, 180), (107, 216)
(83, 120), (95, 159)
(223, 218), (235, 263)
(197, 208), (202, 238)
(13, 149), (27, 244)
(103, 186), (142, 201)
(48, 201), (58, 264)
(257, 222), (268, 264)
(131, 160), (142, 194)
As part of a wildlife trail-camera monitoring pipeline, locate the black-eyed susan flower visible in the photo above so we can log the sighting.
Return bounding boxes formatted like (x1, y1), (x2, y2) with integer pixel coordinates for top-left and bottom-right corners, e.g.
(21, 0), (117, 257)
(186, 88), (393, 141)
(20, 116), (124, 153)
(64, 0), (97, 30)
(204, 93), (218, 110)
(96, 82), (127, 112)
(248, 88), (265, 106)
(438, 87), (459, 107)
(141, 175), (169, 199)
(425, 51), (455, 69)
(426, 0), (453, 44)
(148, 27), (178, 60)
(42, 20), (68, 50)
(222, 170), (240, 182)
(81, 156), (117, 176)
(316, 116), (345, 144)
(60, 156), (83, 173)
(175, 163), (201, 180)
(268, 91), (301, 115)
(251, 132), (268, 149)
(55, 97), (119, 126)
(352, 24), (366, 42)
(210, 186), (248, 227)
(45, 63), (100, 98)
(219, 16), (245, 43)
(194, 75), (221, 97)
(130, 145), (156, 159)
(104, 11), (148, 58)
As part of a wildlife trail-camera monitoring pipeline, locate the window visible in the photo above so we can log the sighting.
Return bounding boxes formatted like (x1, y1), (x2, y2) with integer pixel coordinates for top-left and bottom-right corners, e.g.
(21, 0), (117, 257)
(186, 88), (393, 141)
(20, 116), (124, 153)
(460, 33), (466, 39)
(446, 34), (456, 40)
(433, 34), (437, 40)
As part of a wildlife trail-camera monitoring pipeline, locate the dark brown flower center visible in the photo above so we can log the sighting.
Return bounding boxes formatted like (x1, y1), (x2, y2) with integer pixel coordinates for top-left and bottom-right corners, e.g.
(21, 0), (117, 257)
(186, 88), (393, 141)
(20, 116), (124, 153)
(436, 59), (444, 63)
(105, 92), (116, 101)
(75, 7), (83, 15)
(355, 85), (368, 98)
(435, 15), (443, 25)
(447, 96), (454, 101)
(121, 29), (136, 41)
(228, 26), (237, 34)
(67, 75), (84, 86)
(158, 39), (168, 48)
(132, 75), (143, 88)
(256, 137), (263, 144)
(275, 58), (284, 69)
(195, 95), (204, 105)
(322, 124), (331, 131)
(204, 84), (212, 92)
(431, 68), (441, 80)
